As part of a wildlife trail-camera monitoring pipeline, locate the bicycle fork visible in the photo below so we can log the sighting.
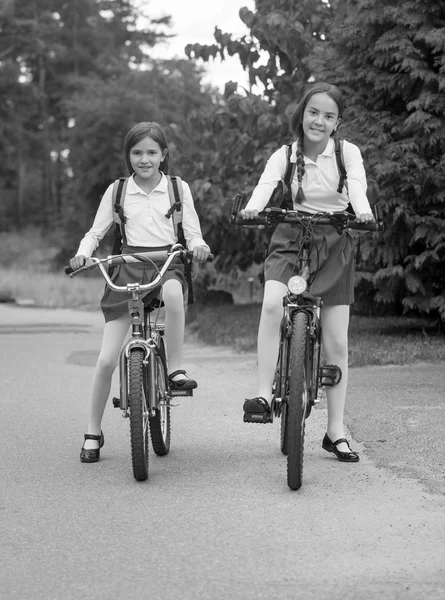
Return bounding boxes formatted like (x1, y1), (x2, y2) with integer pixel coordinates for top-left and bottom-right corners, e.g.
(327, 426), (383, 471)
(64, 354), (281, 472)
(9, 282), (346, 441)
(114, 338), (153, 417)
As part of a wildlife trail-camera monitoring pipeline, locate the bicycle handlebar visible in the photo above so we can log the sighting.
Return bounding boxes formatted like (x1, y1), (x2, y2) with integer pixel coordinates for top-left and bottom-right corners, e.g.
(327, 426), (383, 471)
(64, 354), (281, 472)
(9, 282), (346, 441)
(64, 245), (213, 294)
(230, 194), (384, 232)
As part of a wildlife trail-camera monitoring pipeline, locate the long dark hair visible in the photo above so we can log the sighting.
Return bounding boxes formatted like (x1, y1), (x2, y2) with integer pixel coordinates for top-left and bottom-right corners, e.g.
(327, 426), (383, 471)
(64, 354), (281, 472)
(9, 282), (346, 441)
(290, 82), (344, 204)
(123, 121), (169, 175)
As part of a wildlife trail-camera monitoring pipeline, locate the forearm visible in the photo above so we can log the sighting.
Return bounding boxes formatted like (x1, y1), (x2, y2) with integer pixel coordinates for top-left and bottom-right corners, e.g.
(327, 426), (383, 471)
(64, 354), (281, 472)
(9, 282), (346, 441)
(245, 146), (286, 212)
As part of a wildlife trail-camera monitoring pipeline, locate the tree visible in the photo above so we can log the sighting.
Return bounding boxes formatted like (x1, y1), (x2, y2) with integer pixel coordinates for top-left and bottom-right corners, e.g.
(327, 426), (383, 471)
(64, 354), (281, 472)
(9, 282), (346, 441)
(309, 0), (445, 319)
(186, 0), (331, 110)
(0, 0), (170, 227)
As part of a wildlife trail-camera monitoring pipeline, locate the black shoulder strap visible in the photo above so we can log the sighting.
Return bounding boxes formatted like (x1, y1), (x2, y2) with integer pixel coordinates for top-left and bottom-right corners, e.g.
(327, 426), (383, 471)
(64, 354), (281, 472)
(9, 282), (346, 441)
(111, 177), (128, 256)
(166, 175), (194, 305)
(282, 144), (296, 210)
(335, 138), (347, 194)
(283, 144), (295, 187)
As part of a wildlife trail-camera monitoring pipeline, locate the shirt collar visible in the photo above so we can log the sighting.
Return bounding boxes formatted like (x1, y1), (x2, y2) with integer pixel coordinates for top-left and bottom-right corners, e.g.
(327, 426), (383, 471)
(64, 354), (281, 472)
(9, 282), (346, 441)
(126, 172), (168, 195)
(321, 137), (335, 156)
(290, 137), (335, 163)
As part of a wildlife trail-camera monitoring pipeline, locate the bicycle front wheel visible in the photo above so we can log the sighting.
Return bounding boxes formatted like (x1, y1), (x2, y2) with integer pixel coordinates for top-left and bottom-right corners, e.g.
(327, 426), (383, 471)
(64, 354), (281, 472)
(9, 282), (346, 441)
(128, 348), (149, 481)
(286, 311), (310, 490)
(149, 337), (171, 456)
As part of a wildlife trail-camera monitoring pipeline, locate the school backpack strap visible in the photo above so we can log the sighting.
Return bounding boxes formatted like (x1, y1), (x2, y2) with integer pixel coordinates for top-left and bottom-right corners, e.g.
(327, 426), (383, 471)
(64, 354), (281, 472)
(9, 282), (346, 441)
(165, 175), (184, 239)
(283, 143), (296, 210)
(335, 138), (355, 215)
(335, 138), (348, 194)
(165, 174), (195, 305)
(112, 177), (129, 253)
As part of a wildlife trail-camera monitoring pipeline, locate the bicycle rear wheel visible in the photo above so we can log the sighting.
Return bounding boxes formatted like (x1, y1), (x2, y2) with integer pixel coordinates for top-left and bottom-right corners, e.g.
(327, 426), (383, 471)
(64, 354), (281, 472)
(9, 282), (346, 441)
(128, 348), (149, 481)
(274, 332), (289, 455)
(149, 336), (171, 456)
(286, 311), (310, 490)
(280, 401), (288, 455)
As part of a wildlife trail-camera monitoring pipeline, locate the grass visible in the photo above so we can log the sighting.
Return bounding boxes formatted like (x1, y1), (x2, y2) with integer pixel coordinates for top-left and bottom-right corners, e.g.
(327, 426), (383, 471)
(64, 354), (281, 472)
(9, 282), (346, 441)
(0, 267), (103, 310)
(0, 226), (103, 309)
(188, 304), (445, 367)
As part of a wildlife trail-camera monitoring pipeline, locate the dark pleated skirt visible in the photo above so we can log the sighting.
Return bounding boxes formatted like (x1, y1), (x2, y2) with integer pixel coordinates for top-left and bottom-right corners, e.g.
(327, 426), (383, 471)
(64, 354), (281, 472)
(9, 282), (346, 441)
(264, 223), (356, 305)
(100, 245), (187, 322)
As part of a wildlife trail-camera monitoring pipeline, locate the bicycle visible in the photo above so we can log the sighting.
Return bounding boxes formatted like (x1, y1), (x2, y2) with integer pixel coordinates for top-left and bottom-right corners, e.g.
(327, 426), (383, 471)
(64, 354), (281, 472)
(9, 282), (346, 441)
(231, 196), (383, 490)
(65, 244), (210, 482)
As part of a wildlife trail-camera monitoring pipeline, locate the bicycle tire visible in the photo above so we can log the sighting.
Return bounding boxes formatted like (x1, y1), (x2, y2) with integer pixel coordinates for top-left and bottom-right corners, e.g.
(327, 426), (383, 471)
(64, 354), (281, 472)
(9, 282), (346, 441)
(149, 337), (171, 456)
(128, 348), (149, 481)
(280, 401), (288, 455)
(286, 311), (310, 490)
(275, 331), (289, 455)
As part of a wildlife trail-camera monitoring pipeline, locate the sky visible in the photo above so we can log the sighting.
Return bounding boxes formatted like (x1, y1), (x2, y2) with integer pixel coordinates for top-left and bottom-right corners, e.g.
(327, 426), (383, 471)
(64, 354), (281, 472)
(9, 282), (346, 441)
(149, 0), (256, 90)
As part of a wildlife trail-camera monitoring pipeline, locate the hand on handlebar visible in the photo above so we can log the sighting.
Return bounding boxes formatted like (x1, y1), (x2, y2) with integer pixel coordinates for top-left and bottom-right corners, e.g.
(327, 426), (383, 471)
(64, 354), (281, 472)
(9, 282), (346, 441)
(193, 245), (211, 263)
(69, 255), (87, 271)
(239, 207), (266, 229)
(354, 212), (375, 223)
(240, 208), (259, 220)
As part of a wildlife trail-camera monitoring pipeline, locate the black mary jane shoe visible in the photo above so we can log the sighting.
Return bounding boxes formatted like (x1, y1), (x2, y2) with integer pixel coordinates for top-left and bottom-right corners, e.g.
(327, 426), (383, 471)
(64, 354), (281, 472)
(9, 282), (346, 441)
(243, 396), (270, 415)
(168, 369), (198, 391)
(322, 433), (359, 463)
(80, 431), (104, 463)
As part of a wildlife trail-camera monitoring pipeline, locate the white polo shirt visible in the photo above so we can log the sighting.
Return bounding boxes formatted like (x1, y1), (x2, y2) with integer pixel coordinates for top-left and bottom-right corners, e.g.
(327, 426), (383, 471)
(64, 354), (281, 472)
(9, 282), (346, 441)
(77, 173), (208, 258)
(245, 137), (372, 215)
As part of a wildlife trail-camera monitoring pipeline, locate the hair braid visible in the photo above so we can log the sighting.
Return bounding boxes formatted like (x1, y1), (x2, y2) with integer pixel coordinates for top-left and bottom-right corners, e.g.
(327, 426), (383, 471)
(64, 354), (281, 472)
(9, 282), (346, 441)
(295, 136), (306, 205)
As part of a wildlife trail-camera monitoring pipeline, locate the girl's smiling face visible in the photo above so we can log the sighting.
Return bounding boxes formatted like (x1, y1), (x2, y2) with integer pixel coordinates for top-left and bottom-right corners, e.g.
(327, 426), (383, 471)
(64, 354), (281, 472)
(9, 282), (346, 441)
(130, 135), (167, 183)
(302, 92), (341, 146)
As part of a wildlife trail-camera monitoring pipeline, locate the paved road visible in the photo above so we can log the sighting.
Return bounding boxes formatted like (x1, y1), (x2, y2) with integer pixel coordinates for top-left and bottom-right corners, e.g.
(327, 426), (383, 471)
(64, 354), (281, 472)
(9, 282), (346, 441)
(1, 304), (444, 600)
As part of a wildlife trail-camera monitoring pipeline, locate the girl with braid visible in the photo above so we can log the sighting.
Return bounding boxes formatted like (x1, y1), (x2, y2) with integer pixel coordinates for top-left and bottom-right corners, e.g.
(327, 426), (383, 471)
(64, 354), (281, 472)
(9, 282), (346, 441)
(241, 82), (374, 462)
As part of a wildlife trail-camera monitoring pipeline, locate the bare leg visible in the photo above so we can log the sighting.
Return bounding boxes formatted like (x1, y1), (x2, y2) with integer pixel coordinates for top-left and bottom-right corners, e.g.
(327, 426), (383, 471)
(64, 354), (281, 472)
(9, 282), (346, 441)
(162, 279), (185, 377)
(321, 304), (351, 453)
(83, 314), (130, 449)
(256, 280), (288, 402)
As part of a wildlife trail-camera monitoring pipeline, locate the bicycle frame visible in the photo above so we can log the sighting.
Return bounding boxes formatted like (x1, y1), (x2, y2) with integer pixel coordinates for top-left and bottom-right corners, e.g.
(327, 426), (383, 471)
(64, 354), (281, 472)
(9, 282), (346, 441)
(66, 244), (190, 417)
(232, 197), (383, 424)
(272, 237), (323, 420)
(118, 301), (168, 418)
(232, 194), (383, 488)
(274, 293), (322, 414)
(66, 243), (208, 481)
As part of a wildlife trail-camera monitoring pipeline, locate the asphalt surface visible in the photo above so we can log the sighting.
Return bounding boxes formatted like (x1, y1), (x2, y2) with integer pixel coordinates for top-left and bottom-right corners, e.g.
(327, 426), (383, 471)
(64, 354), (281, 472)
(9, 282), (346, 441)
(1, 304), (444, 600)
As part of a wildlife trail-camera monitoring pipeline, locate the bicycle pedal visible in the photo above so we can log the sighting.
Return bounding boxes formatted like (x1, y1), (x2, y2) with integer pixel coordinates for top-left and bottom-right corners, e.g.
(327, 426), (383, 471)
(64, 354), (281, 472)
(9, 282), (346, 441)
(319, 364), (342, 386)
(243, 412), (273, 424)
(170, 389), (193, 397)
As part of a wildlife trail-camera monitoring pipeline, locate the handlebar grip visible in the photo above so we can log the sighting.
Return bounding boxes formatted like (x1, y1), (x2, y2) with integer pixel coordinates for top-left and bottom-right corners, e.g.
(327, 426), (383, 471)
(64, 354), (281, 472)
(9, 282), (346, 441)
(348, 221), (384, 232)
(233, 215), (269, 227)
(64, 262), (90, 276)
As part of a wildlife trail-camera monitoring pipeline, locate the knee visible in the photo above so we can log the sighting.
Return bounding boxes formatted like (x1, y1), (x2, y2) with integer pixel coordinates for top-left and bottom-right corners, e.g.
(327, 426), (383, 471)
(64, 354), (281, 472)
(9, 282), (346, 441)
(261, 294), (283, 323)
(323, 335), (348, 361)
(163, 284), (184, 314)
(95, 354), (118, 378)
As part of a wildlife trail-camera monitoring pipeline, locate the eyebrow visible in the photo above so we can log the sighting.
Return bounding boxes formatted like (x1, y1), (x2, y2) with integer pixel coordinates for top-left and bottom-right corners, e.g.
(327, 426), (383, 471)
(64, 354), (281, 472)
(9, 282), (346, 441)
(307, 104), (337, 116)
